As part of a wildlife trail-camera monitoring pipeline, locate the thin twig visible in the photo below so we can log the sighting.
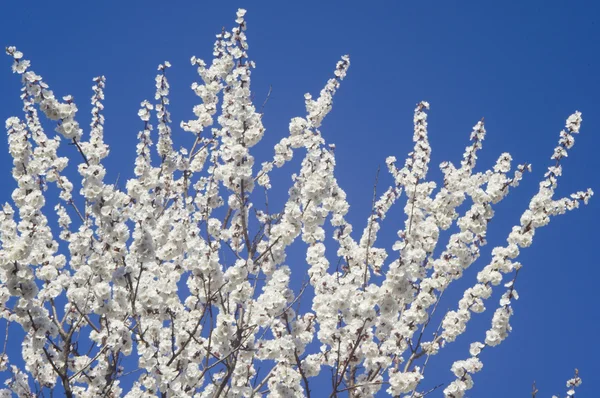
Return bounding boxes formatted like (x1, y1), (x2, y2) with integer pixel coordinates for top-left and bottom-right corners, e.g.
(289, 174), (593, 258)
(363, 165), (380, 288)
(260, 85), (272, 115)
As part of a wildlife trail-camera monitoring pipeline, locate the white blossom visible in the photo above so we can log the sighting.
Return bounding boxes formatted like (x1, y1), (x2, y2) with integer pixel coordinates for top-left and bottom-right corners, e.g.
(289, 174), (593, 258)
(0, 10), (592, 398)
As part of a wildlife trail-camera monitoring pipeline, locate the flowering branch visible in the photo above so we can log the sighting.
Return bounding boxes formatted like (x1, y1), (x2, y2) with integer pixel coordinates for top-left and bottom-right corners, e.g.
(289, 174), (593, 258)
(1, 9), (592, 398)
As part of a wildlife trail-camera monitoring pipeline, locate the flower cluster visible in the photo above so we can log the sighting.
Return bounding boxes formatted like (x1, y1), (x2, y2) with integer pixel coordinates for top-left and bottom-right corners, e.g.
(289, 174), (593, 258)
(0, 9), (592, 398)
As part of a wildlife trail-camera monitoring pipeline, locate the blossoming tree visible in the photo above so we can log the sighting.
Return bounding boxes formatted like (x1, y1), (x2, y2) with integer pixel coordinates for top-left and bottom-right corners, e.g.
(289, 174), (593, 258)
(0, 9), (592, 398)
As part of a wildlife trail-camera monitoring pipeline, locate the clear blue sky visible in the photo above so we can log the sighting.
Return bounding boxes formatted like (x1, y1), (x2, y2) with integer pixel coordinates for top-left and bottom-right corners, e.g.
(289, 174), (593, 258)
(0, 1), (599, 396)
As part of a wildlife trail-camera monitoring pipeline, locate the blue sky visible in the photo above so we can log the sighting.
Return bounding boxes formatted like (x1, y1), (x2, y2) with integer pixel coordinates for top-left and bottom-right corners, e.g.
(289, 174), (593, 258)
(0, 1), (598, 396)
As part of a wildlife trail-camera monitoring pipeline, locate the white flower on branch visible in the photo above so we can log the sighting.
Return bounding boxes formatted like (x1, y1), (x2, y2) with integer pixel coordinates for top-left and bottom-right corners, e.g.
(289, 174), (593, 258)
(0, 9), (592, 398)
